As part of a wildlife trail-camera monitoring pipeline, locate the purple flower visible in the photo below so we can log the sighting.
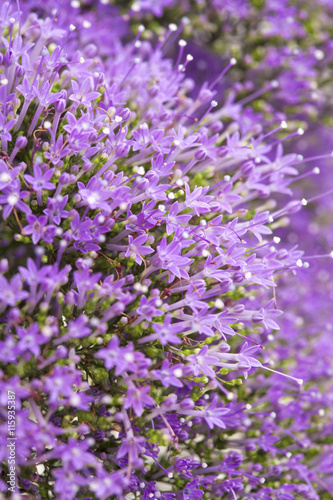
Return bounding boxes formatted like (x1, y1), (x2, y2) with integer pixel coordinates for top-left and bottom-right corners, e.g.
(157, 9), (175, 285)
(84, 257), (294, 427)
(0, 274), (29, 308)
(69, 78), (100, 107)
(23, 214), (56, 244)
(124, 234), (154, 264)
(124, 384), (155, 416)
(25, 164), (55, 192)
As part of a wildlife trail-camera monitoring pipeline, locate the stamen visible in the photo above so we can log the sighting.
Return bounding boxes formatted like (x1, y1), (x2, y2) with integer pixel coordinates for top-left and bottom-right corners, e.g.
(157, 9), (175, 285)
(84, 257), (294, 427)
(209, 58), (237, 90)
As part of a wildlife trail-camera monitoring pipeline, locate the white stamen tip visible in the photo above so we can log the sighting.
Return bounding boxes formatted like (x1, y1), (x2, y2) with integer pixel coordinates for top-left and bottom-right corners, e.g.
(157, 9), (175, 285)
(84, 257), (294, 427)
(301, 198), (308, 206)
(271, 80), (279, 88)
(297, 128), (305, 135)
(280, 121), (288, 129)
(273, 236), (281, 244)
(69, 24), (76, 31)
(186, 54), (193, 61)
(211, 100), (218, 107)
(230, 57), (237, 65)
(314, 49), (325, 60)
(179, 39), (187, 47)
(169, 23), (177, 31)
(313, 167), (320, 174)
(296, 259), (303, 267)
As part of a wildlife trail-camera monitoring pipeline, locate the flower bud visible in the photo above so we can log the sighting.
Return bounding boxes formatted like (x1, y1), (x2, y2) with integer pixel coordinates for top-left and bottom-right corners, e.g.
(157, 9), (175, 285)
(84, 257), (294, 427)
(55, 99), (66, 114)
(195, 148), (207, 161)
(15, 136), (28, 149)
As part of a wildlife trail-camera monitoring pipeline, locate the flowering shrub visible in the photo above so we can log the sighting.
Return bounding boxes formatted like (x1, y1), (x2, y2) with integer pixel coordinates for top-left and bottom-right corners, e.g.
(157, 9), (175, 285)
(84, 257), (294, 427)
(0, 2), (332, 500)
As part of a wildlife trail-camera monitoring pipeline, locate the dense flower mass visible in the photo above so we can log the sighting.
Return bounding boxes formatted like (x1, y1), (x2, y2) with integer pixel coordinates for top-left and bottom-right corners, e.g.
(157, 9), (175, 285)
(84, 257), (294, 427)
(0, 1), (332, 500)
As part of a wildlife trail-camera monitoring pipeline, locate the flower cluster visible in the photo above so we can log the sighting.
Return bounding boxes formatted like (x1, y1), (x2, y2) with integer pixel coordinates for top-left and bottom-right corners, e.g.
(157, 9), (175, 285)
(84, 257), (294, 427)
(0, 2), (332, 500)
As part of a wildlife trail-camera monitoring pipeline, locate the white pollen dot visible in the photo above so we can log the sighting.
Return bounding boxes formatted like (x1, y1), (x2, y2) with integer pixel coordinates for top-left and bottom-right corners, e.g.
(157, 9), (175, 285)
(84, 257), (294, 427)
(158, 204), (166, 212)
(245, 403), (252, 410)
(174, 368), (183, 378)
(83, 20), (91, 28)
(169, 23), (177, 31)
(120, 202), (128, 210)
(186, 54), (193, 61)
(297, 128), (305, 135)
(271, 80), (279, 88)
(7, 194), (19, 206)
(202, 462), (208, 468)
(313, 167), (320, 174)
(259, 478), (265, 484)
(179, 39), (187, 47)
(202, 249), (210, 257)
(168, 473), (173, 478)
(69, 24), (76, 31)
(267, 334), (274, 341)
(9, 17), (16, 24)
(301, 198), (308, 206)
(176, 179), (184, 186)
(286, 452), (292, 458)
(314, 49), (324, 60)
(297, 154), (304, 161)
(79, 57), (85, 63)
(44, 121), (52, 129)
(230, 57), (237, 65)
(114, 115), (122, 122)
(0, 173), (11, 183)
(134, 40), (142, 48)
(224, 175), (231, 181)
(273, 236), (281, 244)
(1, 78), (9, 86)
(214, 298), (224, 309)
(318, 409), (325, 416)
(280, 120), (288, 129)
(168, 192), (175, 199)
(71, 0), (80, 7)
(296, 259), (303, 267)
(103, 127), (110, 134)
(138, 25), (145, 33)
(245, 272), (252, 280)
(211, 100), (218, 107)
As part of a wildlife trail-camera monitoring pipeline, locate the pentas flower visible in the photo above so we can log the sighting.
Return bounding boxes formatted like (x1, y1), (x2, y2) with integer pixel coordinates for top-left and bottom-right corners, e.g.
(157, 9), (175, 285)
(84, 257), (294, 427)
(0, 2), (331, 500)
